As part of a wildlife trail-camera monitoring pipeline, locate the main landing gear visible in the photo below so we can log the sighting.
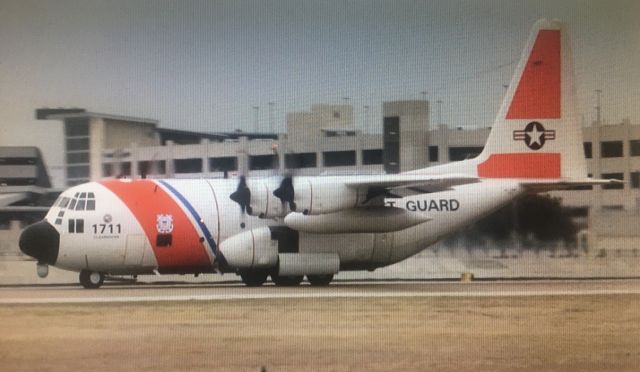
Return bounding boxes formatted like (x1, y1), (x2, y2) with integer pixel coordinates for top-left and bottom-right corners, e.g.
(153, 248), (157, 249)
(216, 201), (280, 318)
(307, 274), (334, 286)
(271, 274), (304, 286)
(238, 270), (334, 287)
(79, 270), (104, 289)
(239, 269), (269, 287)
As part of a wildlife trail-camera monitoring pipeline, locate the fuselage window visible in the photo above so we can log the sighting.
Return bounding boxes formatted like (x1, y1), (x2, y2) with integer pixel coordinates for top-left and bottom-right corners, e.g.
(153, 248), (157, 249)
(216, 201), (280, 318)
(156, 234), (172, 247)
(68, 219), (85, 233)
(76, 219), (84, 233)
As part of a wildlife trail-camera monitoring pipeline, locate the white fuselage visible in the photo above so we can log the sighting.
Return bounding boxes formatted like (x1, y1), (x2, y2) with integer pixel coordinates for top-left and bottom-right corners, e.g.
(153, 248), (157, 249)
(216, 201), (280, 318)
(43, 177), (522, 276)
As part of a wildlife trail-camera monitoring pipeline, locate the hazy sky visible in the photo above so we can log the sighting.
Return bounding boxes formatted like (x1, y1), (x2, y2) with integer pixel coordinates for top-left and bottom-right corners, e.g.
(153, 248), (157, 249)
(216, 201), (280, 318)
(1, 0), (639, 186)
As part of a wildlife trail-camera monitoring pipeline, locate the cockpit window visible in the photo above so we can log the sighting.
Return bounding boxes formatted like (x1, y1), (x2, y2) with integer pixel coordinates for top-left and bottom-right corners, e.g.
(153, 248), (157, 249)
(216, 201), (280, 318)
(76, 199), (86, 210)
(70, 192), (96, 211)
(58, 197), (70, 208)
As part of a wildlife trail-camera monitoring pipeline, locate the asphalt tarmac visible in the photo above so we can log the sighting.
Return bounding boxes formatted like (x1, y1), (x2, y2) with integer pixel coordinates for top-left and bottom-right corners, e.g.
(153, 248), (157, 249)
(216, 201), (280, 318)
(2, 278), (640, 304)
(3, 279), (640, 371)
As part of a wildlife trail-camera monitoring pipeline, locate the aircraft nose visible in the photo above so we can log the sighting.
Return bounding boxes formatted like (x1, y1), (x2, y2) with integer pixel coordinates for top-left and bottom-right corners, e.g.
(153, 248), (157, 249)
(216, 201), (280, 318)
(19, 220), (59, 265)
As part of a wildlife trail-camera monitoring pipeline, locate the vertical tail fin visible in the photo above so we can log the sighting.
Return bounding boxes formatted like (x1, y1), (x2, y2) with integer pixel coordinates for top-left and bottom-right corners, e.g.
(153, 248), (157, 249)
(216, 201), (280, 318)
(476, 19), (586, 179)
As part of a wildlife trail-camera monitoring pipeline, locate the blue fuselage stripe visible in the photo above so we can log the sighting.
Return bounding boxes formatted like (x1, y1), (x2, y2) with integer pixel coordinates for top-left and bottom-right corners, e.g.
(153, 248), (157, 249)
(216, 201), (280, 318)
(158, 180), (227, 267)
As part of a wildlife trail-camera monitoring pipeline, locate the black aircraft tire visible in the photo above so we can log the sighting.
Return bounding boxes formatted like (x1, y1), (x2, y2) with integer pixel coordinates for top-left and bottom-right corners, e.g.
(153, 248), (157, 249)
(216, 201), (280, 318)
(239, 270), (269, 287)
(307, 274), (334, 286)
(271, 274), (304, 286)
(79, 270), (104, 289)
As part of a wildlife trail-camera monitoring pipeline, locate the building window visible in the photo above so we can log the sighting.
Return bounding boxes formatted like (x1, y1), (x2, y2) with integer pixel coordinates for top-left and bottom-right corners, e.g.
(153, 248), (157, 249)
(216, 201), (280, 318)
(66, 152), (89, 164)
(67, 179), (88, 186)
(429, 146), (439, 162)
(631, 172), (640, 188)
(174, 158), (203, 173)
(67, 165), (90, 179)
(138, 160), (166, 176)
(64, 119), (89, 137)
(119, 162), (131, 177)
(630, 140), (640, 156)
(323, 151), (356, 167)
(103, 163), (113, 177)
(602, 172), (624, 190)
(285, 153), (317, 169)
(362, 149), (383, 165)
(448, 147), (484, 162)
(249, 155), (278, 170)
(583, 142), (592, 158)
(601, 141), (623, 158)
(66, 138), (89, 152)
(209, 157), (238, 172)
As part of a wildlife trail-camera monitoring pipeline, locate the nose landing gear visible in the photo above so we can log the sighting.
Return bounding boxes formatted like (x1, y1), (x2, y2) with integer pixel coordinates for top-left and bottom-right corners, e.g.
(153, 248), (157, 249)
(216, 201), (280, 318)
(36, 263), (49, 278)
(79, 270), (104, 289)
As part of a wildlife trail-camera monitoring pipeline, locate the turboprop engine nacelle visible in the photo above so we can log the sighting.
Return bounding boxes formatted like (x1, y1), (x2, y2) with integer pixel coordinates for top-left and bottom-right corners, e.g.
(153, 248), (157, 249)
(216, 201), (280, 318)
(245, 178), (288, 218)
(242, 177), (360, 218)
(219, 227), (279, 269)
(290, 178), (359, 215)
(283, 207), (431, 234)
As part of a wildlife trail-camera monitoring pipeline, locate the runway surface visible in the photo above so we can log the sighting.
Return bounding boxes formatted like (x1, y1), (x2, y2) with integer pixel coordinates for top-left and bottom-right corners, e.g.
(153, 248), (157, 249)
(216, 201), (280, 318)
(2, 279), (640, 304)
(3, 279), (640, 371)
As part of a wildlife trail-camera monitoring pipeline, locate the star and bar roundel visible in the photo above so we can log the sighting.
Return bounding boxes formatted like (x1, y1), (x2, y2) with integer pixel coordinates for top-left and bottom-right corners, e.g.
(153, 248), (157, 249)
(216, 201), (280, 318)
(513, 121), (556, 150)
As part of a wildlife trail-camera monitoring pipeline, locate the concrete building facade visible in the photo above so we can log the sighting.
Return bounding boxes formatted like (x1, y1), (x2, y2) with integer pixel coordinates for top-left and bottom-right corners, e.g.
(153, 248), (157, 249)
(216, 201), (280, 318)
(37, 104), (640, 215)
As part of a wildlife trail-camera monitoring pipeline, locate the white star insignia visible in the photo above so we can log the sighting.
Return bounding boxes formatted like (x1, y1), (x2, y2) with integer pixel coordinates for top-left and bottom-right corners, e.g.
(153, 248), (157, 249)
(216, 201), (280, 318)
(527, 126), (543, 146)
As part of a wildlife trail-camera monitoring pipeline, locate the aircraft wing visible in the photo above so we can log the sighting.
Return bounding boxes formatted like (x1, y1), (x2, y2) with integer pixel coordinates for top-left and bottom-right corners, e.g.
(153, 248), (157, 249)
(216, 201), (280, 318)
(343, 173), (479, 191)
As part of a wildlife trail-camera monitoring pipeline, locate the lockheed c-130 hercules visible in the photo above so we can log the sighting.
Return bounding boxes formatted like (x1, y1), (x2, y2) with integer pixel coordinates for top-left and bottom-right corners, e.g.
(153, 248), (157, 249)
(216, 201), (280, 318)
(19, 19), (616, 288)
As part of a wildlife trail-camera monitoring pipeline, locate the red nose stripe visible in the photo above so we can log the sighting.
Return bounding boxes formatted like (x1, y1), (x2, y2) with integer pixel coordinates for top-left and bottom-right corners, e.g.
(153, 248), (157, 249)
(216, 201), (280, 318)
(506, 30), (561, 119)
(101, 179), (211, 271)
(477, 153), (561, 178)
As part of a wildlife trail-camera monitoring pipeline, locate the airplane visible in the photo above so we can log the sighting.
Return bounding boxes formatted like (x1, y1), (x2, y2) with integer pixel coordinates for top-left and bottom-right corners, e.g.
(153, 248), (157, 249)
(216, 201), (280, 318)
(19, 19), (615, 288)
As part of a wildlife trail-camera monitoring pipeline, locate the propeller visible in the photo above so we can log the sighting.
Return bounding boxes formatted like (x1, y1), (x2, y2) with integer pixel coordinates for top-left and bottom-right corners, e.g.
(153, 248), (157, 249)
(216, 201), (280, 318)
(273, 175), (297, 212)
(230, 176), (253, 215)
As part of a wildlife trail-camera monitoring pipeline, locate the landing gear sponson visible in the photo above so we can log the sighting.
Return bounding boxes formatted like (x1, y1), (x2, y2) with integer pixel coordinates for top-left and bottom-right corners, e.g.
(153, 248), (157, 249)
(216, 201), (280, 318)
(239, 270), (334, 287)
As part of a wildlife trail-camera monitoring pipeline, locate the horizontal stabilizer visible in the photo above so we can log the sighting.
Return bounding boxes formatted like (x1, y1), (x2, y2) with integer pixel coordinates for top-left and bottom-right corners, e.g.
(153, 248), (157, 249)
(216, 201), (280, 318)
(520, 178), (623, 192)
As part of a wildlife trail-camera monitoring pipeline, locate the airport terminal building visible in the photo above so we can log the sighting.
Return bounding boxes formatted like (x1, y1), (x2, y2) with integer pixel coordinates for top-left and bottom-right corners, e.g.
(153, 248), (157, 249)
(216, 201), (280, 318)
(3, 102), (640, 261)
(35, 103), (640, 213)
